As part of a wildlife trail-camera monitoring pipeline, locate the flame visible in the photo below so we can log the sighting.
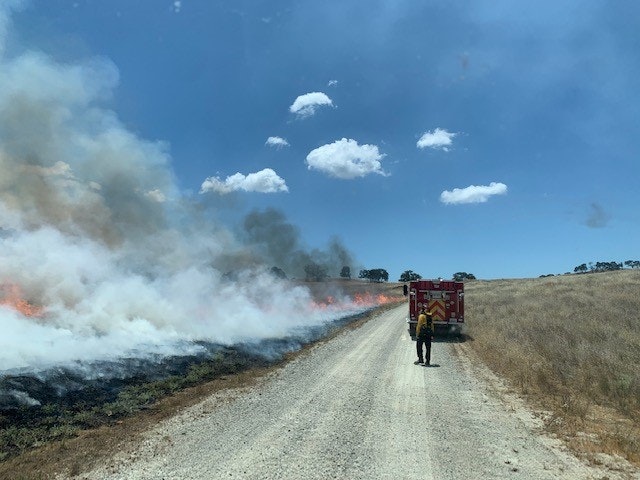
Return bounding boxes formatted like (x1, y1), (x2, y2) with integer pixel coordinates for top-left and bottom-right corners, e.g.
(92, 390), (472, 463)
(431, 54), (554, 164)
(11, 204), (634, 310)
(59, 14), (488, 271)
(312, 291), (404, 311)
(352, 292), (404, 306)
(0, 283), (44, 317)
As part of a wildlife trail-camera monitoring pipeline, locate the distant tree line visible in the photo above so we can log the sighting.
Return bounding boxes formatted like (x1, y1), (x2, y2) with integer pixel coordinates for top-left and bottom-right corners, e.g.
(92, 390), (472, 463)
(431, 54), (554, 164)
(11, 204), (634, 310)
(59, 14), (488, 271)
(278, 263), (393, 282)
(359, 268), (389, 282)
(268, 264), (354, 282)
(573, 260), (640, 273)
(452, 272), (476, 281)
(397, 270), (477, 282)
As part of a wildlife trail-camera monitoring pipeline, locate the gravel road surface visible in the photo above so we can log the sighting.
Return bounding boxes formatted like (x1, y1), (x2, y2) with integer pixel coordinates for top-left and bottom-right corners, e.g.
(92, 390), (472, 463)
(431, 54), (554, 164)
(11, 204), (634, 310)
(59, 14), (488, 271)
(75, 304), (633, 479)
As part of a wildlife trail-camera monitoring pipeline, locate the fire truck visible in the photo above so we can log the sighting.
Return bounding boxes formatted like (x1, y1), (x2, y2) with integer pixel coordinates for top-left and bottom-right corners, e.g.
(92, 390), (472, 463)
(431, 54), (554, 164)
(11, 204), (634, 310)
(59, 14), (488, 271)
(406, 279), (464, 338)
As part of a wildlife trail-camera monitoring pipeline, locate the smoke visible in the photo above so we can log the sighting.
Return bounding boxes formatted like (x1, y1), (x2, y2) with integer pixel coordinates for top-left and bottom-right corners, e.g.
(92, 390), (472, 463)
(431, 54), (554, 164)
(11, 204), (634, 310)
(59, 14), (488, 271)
(242, 208), (356, 279)
(0, 7), (368, 382)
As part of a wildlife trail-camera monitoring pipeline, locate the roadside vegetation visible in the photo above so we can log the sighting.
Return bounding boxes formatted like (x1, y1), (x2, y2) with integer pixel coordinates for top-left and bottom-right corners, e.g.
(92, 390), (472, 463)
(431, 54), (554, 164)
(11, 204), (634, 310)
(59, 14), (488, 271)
(465, 269), (640, 466)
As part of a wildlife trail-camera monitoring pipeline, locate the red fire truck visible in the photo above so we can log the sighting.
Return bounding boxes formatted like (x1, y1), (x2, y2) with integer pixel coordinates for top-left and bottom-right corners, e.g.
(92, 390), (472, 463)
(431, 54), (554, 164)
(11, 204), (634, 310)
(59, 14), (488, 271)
(406, 279), (464, 338)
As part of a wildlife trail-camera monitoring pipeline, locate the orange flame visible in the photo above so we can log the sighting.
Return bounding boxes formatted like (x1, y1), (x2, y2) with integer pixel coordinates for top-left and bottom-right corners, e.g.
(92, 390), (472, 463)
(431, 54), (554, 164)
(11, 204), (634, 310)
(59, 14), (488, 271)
(312, 291), (404, 311)
(352, 292), (404, 306)
(0, 283), (43, 317)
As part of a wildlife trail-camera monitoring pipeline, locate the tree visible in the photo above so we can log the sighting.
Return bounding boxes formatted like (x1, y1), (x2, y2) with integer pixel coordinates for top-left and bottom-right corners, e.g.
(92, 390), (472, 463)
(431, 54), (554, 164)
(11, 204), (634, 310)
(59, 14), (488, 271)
(573, 263), (588, 274)
(304, 263), (328, 281)
(368, 268), (389, 282)
(340, 266), (351, 279)
(593, 261), (622, 272)
(624, 260), (640, 269)
(399, 270), (421, 282)
(452, 272), (476, 282)
(270, 266), (287, 279)
(359, 268), (388, 282)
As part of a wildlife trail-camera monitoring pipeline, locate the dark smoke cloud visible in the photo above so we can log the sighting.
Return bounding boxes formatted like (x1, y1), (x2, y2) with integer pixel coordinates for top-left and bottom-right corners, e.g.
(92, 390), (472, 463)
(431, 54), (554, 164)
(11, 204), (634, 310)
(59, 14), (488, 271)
(242, 208), (356, 279)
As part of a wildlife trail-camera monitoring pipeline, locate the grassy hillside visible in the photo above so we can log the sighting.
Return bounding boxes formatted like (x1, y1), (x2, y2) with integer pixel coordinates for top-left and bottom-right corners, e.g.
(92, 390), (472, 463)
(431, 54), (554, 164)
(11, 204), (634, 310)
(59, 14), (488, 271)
(465, 270), (640, 465)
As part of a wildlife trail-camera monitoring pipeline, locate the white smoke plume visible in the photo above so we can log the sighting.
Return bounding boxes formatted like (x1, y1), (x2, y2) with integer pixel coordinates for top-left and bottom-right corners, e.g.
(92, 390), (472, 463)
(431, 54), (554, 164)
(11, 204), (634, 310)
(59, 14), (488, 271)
(0, 6), (371, 375)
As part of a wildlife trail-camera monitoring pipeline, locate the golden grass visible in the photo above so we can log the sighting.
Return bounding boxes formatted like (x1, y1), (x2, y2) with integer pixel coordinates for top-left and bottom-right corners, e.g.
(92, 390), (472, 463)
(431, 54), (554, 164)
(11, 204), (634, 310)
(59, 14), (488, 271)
(465, 270), (640, 465)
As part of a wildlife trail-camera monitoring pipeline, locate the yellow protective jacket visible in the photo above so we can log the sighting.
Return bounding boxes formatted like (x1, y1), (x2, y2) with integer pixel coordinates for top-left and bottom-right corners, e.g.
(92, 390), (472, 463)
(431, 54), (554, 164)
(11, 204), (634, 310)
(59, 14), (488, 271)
(416, 312), (433, 339)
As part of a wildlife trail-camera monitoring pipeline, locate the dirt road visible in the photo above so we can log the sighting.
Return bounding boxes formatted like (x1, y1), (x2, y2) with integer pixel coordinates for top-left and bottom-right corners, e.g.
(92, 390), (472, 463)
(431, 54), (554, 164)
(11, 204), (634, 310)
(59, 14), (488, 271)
(76, 304), (626, 479)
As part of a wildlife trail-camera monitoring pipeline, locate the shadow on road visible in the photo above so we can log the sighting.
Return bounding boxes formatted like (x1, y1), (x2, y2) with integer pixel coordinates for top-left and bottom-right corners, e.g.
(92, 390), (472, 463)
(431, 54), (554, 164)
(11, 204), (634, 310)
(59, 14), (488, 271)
(432, 333), (473, 344)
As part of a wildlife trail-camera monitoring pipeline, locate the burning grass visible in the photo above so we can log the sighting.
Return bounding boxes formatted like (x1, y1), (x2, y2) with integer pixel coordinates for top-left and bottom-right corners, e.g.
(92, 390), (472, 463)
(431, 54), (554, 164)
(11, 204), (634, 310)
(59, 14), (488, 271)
(0, 284), (43, 318)
(465, 270), (640, 466)
(0, 280), (405, 476)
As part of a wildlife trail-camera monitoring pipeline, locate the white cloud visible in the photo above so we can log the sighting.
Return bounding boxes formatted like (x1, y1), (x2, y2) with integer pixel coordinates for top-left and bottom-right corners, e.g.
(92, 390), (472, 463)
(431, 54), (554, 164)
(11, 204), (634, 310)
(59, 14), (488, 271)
(265, 136), (289, 148)
(289, 92), (333, 117)
(417, 128), (457, 151)
(440, 182), (507, 204)
(173, 1), (182, 13)
(306, 138), (387, 179)
(328, 79), (338, 87)
(200, 168), (288, 194)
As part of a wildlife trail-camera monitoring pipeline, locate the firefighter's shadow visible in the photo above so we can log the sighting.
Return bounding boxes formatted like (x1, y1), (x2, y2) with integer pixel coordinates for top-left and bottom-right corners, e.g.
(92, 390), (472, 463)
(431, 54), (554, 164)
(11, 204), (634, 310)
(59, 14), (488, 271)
(423, 364), (441, 368)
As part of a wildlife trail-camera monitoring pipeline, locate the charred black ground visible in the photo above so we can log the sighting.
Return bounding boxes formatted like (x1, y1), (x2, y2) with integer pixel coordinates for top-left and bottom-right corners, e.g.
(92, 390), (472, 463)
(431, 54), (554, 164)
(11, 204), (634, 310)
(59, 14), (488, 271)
(0, 309), (374, 459)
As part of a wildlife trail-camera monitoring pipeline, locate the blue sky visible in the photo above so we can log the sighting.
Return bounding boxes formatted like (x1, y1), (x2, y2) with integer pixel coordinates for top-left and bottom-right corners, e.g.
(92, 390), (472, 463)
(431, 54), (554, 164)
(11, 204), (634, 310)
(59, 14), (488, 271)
(5, 0), (640, 281)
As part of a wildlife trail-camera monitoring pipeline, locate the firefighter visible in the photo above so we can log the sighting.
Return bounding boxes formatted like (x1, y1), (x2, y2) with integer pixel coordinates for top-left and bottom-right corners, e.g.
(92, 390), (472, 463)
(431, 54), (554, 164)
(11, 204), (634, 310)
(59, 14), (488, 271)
(415, 307), (434, 365)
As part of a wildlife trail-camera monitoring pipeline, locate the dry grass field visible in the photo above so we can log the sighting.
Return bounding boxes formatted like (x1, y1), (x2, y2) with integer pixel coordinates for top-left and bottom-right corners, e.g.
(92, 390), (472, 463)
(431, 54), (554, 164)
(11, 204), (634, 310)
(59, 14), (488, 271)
(465, 269), (640, 466)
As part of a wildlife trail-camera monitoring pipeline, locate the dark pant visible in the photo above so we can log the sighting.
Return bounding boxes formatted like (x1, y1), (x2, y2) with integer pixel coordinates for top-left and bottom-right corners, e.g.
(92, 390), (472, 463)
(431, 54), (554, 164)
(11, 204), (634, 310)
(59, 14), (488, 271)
(416, 339), (432, 364)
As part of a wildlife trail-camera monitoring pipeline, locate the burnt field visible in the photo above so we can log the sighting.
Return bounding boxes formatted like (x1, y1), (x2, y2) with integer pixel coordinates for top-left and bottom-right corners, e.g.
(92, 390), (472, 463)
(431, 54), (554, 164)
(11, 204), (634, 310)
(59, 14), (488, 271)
(0, 280), (405, 461)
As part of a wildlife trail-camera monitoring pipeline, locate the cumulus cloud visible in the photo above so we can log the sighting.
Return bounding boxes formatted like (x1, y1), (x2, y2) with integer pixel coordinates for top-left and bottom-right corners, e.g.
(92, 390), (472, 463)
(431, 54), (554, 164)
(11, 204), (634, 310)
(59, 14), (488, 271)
(200, 168), (288, 194)
(417, 128), (457, 151)
(289, 92), (333, 117)
(306, 138), (387, 179)
(265, 136), (289, 148)
(440, 182), (507, 204)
